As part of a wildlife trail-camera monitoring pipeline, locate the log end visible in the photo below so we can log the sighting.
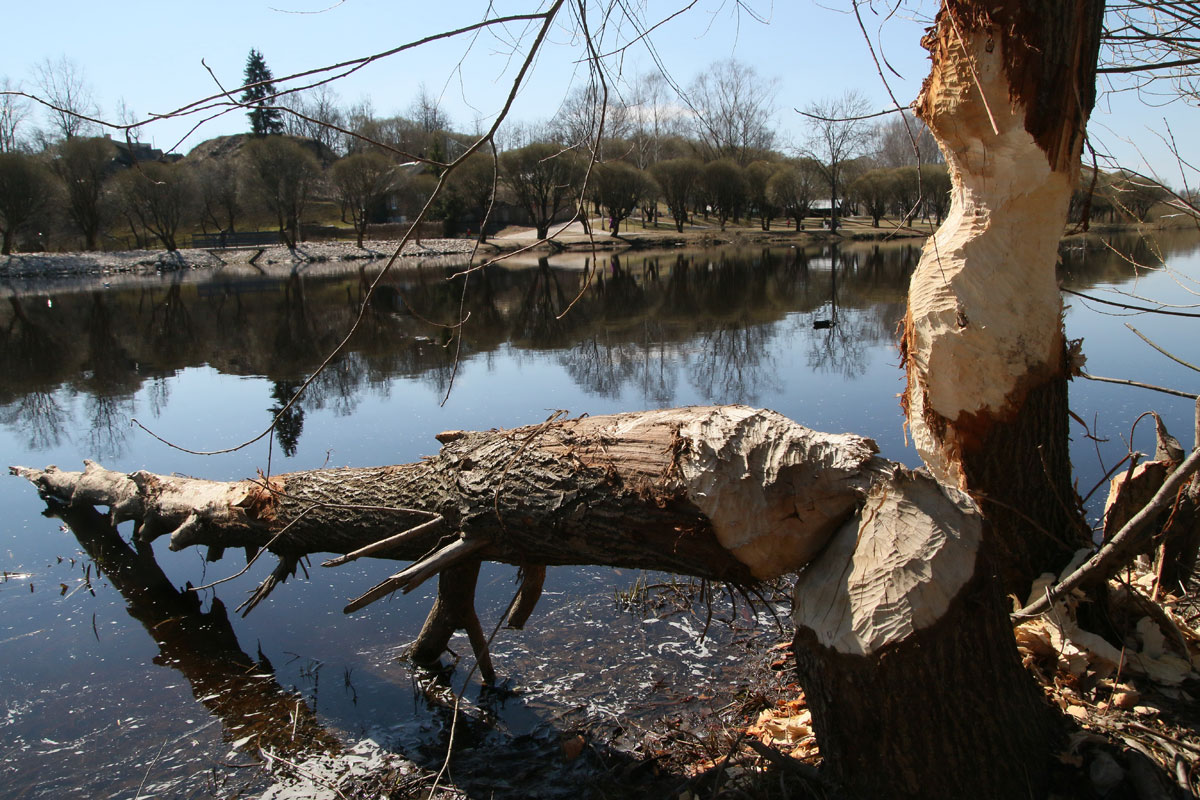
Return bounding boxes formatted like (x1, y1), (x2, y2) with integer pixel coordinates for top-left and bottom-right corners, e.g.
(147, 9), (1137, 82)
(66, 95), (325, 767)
(673, 405), (881, 579)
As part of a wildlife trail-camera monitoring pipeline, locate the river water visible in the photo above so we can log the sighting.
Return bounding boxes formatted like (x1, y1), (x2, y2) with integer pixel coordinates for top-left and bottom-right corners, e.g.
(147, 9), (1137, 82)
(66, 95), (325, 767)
(1, 233), (1197, 797)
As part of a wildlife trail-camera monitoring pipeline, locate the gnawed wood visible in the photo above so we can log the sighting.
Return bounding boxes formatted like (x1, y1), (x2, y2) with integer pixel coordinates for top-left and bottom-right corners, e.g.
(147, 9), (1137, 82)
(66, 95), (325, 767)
(1104, 460), (1169, 543)
(901, 0), (1102, 599)
(793, 468), (982, 656)
(12, 406), (882, 590)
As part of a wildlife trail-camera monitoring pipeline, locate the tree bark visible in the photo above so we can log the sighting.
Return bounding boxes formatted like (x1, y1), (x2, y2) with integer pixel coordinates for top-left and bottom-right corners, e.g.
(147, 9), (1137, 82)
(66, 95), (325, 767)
(12, 405), (886, 608)
(793, 570), (1062, 798)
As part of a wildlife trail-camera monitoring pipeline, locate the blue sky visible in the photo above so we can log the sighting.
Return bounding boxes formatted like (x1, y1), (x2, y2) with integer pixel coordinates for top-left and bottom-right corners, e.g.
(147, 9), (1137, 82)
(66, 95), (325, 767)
(2, 0), (1194, 182)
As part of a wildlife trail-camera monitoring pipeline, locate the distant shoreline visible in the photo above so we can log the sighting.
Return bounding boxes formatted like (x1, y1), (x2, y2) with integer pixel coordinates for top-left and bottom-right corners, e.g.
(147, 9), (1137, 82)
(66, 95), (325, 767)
(1, 219), (1167, 280)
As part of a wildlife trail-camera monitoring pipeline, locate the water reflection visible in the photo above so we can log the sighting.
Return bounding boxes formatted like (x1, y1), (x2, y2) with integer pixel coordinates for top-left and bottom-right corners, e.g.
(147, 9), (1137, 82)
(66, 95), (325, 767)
(1, 233), (1183, 461)
(1, 244), (920, 457)
(269, 380), (306, 457)
(46, 501), (339, 760)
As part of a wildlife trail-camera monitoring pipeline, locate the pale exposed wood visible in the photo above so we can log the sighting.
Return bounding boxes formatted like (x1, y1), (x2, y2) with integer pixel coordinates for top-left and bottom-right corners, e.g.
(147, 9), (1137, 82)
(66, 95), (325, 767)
(906, 28), (1075, 486)
(1104, 460), (1169, 542)
(792, 468), (982, 656)
(547, 405), (882, 579)
(672, 405), (881, 579)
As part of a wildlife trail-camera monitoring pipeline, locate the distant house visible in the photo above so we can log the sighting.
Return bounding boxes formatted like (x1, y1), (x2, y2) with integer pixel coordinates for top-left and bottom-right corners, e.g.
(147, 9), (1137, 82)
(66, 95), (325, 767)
(809, 199), (849, 218)
(383, 161), (428, 224)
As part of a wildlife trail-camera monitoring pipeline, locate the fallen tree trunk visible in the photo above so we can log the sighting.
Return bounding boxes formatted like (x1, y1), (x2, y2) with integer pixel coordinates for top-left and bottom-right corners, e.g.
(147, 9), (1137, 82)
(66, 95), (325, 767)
(14, 403), (1062, 796)
(12, 406), (882, 584)
(14, 405), (882, 670)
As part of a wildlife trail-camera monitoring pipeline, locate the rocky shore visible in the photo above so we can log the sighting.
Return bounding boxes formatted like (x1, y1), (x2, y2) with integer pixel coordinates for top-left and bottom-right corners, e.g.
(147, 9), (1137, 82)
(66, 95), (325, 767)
(0, 238), (482, 279)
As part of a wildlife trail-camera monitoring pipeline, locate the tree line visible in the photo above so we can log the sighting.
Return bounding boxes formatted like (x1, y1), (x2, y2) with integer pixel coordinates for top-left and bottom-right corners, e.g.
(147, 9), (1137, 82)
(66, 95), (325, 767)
(0, 51), (1175, 255)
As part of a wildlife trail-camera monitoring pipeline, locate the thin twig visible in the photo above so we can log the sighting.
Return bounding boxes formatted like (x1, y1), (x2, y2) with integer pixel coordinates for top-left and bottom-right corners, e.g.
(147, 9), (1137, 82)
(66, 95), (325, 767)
(133, 736), (170, 800)
(1080, 372), (1199, 399)
(1065, 288), (1200, 318)
(1126, 323), (1200, 373)
(322, 515), (445, 567)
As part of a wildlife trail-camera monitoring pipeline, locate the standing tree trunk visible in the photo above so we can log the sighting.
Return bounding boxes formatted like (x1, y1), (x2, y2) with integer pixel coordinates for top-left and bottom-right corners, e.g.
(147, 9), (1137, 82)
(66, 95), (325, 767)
(788, 1), (1105, 796)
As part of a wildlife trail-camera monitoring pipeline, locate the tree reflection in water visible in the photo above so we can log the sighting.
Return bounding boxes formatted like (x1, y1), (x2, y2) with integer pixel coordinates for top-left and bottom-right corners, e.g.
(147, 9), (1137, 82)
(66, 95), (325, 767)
(48, 501), (340, 760)
(15, 238), (1165, 458)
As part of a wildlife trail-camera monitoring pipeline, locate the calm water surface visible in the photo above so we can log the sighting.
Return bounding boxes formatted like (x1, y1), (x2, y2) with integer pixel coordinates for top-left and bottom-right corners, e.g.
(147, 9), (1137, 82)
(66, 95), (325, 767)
(1, 234), (1197, 797)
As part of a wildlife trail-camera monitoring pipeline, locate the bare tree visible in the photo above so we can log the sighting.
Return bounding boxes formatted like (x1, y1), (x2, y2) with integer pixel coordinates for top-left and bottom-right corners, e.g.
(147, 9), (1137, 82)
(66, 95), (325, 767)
(591, 161), (654, 235)
(873, 110), (941, 168)
(447, 150), (499, 240)
(800, 91), (873, 233)
(650, 157), (702, 232)
(51, 136), (114, 250)
(918, 163), (951, 224)
(193, 160), (241, 234)
(242, 136), (322, 247)
(33, 57), (99, 141)
(500, 141), (585, 239)
(551, 81), (632, 155)
(849, 168), (898, 227)
(408, 83), (453, 136)
(1, 78), (32, 153)
(278, 85), (346, 155)
(626, 71), (688, 169)
(331, 152), (393, 246)
(114, 161), (193, 251)
(744, 159), (779, 230)
(768, 157), (819, 230)
(701, 158), (747, 230)
(689, 59), (778, 165)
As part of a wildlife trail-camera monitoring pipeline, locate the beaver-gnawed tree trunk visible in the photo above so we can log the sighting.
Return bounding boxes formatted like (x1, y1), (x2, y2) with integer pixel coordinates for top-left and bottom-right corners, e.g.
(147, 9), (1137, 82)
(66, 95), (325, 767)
(786, 1), (1105, 796)
(902, 0), (1103, 594)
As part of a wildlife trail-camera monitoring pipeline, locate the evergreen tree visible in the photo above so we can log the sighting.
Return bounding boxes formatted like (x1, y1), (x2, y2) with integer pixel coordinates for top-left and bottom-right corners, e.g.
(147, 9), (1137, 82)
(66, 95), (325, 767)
(242, 49), (283, 136)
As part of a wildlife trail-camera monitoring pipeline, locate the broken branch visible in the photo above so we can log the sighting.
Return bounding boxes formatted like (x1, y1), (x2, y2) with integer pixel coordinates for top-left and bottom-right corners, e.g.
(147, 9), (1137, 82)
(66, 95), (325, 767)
(1015, 444), (1200, 619)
